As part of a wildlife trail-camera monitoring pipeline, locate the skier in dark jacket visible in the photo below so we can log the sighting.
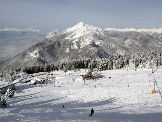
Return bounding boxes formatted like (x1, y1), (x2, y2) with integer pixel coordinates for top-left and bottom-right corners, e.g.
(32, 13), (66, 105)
(1, 99), (7, 108)
(89, 108), (94, 116)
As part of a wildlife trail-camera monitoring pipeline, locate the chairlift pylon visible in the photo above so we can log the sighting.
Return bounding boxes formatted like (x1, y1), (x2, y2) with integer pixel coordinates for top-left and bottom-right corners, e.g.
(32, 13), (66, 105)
(150, 66), (162, 99)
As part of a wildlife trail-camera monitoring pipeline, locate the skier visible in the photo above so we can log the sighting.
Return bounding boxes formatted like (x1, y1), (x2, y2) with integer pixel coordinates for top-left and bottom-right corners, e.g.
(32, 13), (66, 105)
(0, 99), (7, 108)
(89, 108), (94, 116)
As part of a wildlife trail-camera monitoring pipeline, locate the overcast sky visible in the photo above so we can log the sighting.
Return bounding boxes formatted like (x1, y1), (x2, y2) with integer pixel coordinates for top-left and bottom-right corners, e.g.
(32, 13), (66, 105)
(0, 0), (161, 31)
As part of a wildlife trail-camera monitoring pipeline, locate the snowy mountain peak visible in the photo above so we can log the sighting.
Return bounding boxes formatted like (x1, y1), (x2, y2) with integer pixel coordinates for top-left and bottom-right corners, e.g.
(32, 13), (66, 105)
(65, 22), (103, 33)
(74, 22), (85, 28)
(64, 22), (104, 49)
(46, 22), (104, 49)
(46, 23), (162, 50)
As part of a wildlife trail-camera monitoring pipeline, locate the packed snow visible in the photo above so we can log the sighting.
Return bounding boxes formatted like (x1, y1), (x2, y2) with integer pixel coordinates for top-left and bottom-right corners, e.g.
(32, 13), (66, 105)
(0, 67), (162, 122)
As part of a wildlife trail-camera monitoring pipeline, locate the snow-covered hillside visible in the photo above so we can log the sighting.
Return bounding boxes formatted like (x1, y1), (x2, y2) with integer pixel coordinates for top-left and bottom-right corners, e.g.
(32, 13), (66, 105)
(0, 67), (162, 122)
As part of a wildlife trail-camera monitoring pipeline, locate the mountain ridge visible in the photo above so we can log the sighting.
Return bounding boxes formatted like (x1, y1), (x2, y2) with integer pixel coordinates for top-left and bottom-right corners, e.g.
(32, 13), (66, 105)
(0, 27), (40, 33)
(0, 22), (162, 72)
(46, 22), (162, 39)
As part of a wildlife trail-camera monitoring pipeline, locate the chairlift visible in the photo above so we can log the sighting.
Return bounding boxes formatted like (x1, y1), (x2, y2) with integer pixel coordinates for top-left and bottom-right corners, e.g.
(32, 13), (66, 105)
(152, 79), (156, 94)
(149, 66), (162, 99)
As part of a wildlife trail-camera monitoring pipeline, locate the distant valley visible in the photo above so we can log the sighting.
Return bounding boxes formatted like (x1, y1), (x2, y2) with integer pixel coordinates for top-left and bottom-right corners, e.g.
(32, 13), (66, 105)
(0, 28), (44, 61)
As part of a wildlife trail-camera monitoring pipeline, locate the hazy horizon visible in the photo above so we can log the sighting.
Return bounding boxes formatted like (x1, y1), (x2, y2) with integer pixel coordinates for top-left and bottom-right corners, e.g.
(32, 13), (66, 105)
(0, 21), (162, 32)
(0, 0), (161, 31)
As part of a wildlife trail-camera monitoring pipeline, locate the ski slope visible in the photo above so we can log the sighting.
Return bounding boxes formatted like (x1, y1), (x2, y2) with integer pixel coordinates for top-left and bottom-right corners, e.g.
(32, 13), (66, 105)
(0, 67), (162, 122)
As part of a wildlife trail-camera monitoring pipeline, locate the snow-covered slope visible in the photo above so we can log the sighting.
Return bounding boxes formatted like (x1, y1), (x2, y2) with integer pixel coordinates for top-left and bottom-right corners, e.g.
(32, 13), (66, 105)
(64, 22), (104, 49)
(65, 22), (103, 38)
(46, 29), (60, 39)
(46, 22), (104, 49)
(0, 67), (162, 122)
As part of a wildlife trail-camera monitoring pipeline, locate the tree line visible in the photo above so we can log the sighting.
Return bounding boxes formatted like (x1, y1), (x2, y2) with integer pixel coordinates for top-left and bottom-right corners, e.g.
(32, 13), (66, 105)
(22, 51), (161, 74)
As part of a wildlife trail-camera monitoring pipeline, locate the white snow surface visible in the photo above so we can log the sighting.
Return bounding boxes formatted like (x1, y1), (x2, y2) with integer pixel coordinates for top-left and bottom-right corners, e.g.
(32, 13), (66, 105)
(46, 29), (60, 39)
(0, 67), (162, 122)
(27, 49), (39, 59)
(65, 22), (104, 38)
(64, 22), (104, 49)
